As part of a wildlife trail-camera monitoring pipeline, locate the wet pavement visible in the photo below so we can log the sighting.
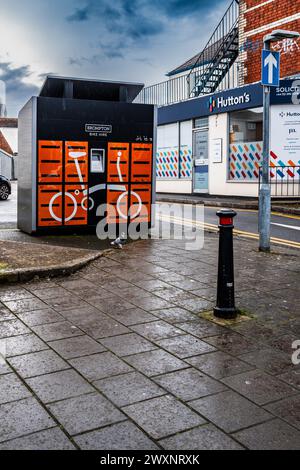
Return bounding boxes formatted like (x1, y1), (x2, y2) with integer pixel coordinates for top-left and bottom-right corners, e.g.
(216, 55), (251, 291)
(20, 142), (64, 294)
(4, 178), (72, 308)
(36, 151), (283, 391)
(0, 233), (299, 450)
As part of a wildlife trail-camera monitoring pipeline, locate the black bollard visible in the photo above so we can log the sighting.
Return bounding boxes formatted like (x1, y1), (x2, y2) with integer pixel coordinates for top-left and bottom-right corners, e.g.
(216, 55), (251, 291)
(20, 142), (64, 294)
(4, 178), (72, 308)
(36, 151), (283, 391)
(214, 209), (237, 319)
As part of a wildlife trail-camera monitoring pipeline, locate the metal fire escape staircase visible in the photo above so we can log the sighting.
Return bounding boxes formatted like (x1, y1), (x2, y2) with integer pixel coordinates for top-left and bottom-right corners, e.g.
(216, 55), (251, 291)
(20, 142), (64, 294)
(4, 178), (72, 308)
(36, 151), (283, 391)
(187, 0), (239, 98)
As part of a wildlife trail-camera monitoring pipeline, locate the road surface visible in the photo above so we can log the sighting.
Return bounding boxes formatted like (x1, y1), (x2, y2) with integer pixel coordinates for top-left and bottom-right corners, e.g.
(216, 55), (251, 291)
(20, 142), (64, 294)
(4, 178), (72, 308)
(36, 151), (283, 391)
(156, 202), (300, 249)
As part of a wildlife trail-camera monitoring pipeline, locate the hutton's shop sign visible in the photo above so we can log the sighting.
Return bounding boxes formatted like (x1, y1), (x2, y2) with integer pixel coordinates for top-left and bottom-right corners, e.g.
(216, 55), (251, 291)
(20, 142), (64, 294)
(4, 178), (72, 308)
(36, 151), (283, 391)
(208, 91), (251, 113)
(158, 79), (300, 126)
(158, 83), (262, 125)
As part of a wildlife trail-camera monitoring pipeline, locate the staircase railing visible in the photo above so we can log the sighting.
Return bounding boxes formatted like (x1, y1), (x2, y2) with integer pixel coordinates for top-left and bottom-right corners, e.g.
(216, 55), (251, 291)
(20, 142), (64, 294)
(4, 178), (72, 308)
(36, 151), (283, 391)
(187, 0), (239, 97)
(189, 24), (239, 96)
(135, 0), (240, 106)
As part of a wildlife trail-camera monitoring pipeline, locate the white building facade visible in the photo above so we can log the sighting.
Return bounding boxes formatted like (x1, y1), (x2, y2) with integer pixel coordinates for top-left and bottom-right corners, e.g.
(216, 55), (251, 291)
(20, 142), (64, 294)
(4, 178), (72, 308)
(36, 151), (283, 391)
(156, 79), (300, 197)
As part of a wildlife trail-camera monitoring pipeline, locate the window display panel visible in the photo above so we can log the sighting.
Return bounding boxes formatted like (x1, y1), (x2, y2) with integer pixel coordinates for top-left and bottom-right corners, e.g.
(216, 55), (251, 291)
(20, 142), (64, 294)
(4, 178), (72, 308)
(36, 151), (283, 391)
(229, 107), (263, 180)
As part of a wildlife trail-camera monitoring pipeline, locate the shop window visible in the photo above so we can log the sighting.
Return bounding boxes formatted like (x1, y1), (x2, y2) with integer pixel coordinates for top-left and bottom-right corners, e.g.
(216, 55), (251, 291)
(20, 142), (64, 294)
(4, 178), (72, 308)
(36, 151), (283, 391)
(156, 123), (179, 179)
(229, 107), (263, 181)
(156, 121), (193, 180)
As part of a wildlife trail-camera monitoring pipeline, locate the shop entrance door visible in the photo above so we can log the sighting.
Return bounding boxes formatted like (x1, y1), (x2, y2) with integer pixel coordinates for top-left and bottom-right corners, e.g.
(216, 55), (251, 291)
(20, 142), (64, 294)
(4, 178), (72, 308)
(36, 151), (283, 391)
(193, 129), (209, 193)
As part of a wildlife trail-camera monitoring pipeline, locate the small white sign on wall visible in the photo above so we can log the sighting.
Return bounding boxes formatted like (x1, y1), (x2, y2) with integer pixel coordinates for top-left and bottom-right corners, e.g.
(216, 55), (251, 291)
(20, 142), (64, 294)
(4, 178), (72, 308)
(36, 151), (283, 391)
(212, 138), (222, 163)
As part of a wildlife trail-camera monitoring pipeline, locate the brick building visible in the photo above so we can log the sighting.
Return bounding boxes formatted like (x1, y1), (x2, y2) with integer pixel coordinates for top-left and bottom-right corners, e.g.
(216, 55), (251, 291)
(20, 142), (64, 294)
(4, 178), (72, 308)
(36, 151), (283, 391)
(0, 130), (13, 155)
(0, 118), (18, 128)
(0, 118), (18, 156)
(0, 118), (18, 179)
(239, 0), (300, 84)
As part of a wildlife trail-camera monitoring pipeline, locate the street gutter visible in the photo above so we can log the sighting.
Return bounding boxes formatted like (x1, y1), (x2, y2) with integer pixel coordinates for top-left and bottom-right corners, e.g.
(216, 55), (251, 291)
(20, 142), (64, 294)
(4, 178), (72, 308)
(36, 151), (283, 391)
(156, 194), (300, 215)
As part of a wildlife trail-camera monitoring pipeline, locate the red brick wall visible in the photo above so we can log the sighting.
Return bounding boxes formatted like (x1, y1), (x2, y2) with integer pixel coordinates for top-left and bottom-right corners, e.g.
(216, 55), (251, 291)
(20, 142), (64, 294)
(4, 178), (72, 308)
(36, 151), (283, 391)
(0, 118), (18, 128)
(239, 0), (300, 84)
(0, 131), (13, 155)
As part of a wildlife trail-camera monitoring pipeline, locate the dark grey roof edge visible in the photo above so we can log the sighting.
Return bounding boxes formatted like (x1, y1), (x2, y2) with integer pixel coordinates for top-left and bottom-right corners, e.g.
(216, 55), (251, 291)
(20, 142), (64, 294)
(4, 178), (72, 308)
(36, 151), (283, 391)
(39, 74), (144, 95)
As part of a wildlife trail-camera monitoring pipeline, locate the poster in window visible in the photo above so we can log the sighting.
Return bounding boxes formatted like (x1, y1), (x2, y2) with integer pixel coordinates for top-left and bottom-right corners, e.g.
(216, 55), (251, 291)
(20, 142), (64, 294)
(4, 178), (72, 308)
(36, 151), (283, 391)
(212, 138), (222, 163)
(270, 105), (300, 171)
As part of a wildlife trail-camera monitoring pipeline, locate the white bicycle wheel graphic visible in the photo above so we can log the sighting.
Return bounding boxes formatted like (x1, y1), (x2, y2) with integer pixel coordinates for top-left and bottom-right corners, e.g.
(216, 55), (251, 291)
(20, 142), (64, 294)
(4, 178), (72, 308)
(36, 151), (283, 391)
(116, 191), (142, 220)
(81, 195), (94, 211)
(49, 192), (77, 223)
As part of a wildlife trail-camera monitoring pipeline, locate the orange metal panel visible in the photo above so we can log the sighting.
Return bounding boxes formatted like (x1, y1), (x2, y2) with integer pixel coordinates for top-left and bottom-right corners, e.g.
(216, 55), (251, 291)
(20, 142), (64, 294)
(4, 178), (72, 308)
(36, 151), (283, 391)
(107, 143), (129, 183)
(130, 184), (151, 223)
(38, 141), (63, 183)
(64, 185), (88, 226)
(107, 185), (128, 224)
(65, 141), (88, 183)
(38, 185), (62, 227)
(131, 143), (152, 182)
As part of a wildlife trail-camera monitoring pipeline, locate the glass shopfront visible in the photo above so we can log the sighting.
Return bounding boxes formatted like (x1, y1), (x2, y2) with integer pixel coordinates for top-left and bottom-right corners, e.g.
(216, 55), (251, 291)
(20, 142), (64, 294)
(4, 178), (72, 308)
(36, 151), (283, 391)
(229, 107), (263, 181)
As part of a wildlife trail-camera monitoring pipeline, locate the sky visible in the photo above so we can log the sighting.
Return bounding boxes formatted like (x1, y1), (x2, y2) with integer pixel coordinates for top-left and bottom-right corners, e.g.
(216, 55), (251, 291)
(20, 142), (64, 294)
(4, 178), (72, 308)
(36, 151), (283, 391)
(0, 0), (229, 116)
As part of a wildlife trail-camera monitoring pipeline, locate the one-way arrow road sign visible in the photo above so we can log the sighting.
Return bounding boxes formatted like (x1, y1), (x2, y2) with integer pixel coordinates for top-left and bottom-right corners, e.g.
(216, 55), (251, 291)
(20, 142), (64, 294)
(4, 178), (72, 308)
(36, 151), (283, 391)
(262, 50), (280, 86)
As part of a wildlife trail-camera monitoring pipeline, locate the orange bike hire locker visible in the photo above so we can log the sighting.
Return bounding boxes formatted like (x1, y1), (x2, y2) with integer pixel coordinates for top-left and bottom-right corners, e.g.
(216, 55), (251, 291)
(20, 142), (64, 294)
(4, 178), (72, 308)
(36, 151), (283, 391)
(18, 76), (156, 234)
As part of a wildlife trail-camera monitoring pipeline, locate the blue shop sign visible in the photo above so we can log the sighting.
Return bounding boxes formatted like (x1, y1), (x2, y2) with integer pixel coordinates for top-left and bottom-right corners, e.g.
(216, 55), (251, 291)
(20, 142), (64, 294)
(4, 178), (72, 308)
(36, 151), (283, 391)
(158, 83), (262, 125)
(270, 79), (300, 104)
(158, 79), (300, 125)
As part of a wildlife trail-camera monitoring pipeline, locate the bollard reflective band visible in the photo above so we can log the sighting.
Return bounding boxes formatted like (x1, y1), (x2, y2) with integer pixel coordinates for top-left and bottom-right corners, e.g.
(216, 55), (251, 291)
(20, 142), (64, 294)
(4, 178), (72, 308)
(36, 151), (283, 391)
(219, 217), (233, 225)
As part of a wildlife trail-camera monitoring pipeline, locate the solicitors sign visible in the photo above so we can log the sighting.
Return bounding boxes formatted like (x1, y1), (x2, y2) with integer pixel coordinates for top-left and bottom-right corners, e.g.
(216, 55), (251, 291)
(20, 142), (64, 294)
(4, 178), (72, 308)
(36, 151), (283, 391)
(270, 79), (300, 105)
(270, 104), (300, 169)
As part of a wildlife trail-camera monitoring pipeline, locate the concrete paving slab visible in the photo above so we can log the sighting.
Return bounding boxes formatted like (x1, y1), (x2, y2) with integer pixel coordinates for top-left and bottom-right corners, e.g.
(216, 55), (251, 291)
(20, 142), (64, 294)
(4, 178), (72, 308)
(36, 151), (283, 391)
(74, 421), (159, 450)
(0, 397), (55, 443)
(26, 369), (94, 403)
(69, 352), (133, 382)
(153, 368), (226, 401)
(233, 418), (300, 450)
(123, 395), (205, 440)
(159, 424), (244, 450)
(94, 371), (166, 407)
(47, 392), (125, 436)
(0, 427), (76, 450)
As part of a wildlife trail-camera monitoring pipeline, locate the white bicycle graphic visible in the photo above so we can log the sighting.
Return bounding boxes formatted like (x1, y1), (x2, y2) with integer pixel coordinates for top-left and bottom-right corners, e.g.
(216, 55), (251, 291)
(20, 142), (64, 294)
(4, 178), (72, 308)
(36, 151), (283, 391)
(48, 149), (143, 223)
